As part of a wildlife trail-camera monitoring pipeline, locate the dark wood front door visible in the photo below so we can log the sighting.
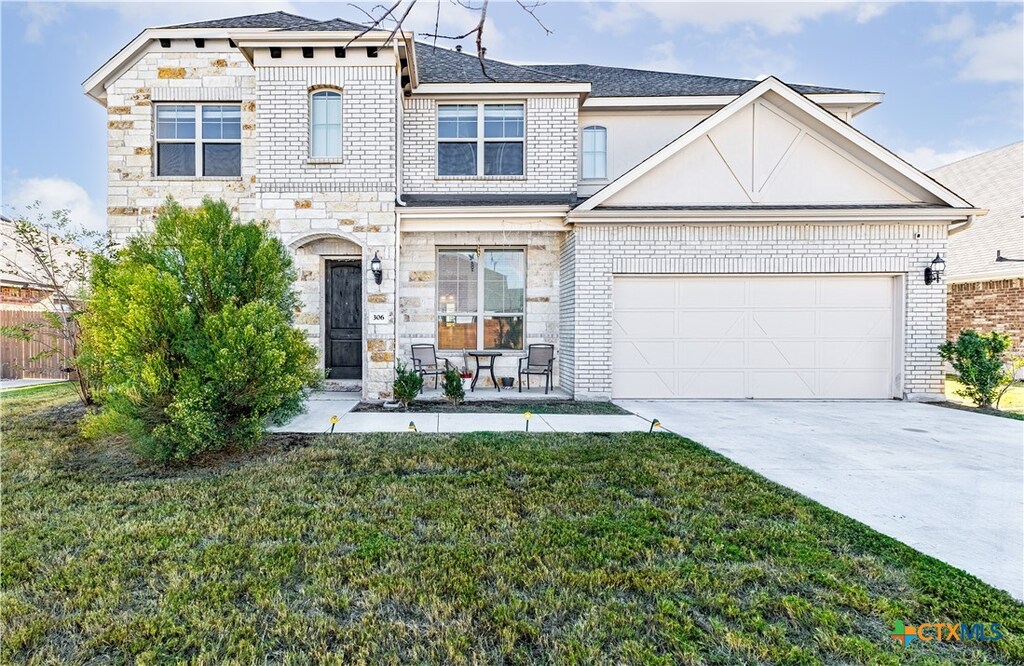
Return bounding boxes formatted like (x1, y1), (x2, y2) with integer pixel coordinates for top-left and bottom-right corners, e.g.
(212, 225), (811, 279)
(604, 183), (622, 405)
(326, 261), (362, 379)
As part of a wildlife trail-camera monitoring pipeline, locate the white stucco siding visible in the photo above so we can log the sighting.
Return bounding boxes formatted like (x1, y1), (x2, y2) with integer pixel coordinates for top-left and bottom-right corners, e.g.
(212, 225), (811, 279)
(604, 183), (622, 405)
(401, 96), (578, 195)
(565, 222), (947, 400)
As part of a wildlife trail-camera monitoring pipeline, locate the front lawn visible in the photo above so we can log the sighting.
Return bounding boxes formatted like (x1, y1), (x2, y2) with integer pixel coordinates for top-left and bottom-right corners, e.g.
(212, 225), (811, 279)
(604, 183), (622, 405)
(3, 384), (1022, 664)
(944, 375), (1024, 420)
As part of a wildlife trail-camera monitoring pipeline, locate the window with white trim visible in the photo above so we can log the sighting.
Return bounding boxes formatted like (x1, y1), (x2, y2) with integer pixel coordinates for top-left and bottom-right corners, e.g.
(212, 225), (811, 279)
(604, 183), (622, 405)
(581, 125), (607, 179)
(437, 103), (524, 176)
(310, 90), (342, 158)
(155, 103), (241, 177)
(436, 248), (525, 350)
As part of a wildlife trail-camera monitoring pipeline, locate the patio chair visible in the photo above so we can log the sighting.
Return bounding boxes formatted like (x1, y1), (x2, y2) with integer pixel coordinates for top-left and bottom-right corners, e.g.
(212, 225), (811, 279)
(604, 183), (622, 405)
(411, 344), (452, 391)
(518, 344), (555, 394)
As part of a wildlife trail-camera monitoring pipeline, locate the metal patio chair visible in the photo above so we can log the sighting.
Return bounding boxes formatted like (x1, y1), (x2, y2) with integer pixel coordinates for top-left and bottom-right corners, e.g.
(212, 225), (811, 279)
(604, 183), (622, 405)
(518, 344), (555, 394)
(410, 344), (452, 391)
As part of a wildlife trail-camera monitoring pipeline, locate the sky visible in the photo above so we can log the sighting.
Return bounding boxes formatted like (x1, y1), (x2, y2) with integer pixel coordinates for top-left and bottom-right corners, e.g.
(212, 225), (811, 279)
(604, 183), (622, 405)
(1, 0), (1022, 232)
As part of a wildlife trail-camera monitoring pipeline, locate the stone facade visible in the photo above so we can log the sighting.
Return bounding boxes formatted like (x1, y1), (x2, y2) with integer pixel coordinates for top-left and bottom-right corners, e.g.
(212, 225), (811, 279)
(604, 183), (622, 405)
(402, 96), (578, 195)
(398, 230), (563, 385)
(947, 278), (1024, 350)
(561, 222), (948, 400)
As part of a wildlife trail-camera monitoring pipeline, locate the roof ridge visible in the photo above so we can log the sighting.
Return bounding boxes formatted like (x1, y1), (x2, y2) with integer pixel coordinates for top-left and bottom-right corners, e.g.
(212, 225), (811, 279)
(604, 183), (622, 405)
(163, 11), (317, 29)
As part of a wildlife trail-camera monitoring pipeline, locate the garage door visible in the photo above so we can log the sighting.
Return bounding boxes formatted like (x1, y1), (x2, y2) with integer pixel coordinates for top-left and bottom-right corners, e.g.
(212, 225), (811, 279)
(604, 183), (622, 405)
(612, 276), (895, 399)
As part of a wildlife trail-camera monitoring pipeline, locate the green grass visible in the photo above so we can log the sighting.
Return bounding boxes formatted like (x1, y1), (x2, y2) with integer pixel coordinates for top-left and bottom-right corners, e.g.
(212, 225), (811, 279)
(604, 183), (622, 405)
(944, 376), (1024, 420)
(353, 399), (630, 415)
(3, 384), (1022, 664)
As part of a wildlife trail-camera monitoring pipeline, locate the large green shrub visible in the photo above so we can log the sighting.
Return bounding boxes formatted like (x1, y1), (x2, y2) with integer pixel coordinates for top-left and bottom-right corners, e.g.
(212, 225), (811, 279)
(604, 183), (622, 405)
(80, 198), (319, 461)
(938, 329), (1013, 408)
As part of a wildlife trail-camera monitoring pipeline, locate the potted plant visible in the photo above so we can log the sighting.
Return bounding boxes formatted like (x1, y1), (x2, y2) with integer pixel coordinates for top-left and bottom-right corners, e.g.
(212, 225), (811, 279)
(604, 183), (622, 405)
(501, 377), (515, 389)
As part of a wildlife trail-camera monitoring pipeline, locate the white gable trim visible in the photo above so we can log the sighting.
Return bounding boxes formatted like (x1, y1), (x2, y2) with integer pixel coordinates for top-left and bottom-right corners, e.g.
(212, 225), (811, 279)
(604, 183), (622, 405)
(575, 77), (972, 212)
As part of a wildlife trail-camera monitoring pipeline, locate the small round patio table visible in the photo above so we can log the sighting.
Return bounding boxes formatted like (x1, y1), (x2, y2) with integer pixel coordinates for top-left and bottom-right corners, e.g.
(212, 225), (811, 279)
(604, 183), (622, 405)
(468, 351), (503, 392)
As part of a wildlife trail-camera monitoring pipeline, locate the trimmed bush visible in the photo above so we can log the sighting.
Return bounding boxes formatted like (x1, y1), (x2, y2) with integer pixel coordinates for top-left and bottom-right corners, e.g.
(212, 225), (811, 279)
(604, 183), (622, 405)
(393, 361), (423, 408)
(79, 198), (320, 461)
(938, 329), (1013, 408)
(442, 367), (465, 405)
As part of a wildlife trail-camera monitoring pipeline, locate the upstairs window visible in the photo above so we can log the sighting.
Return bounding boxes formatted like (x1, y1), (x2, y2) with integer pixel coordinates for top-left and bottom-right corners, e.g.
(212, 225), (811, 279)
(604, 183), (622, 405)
(582, 125), (607, 180)
(437, 103), (524, 176)
(155, 103), (241, 177)
(310, 90), (342, 158)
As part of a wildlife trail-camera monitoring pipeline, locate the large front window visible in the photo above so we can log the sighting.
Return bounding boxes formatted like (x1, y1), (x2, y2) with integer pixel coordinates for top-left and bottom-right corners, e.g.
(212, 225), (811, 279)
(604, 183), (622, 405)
(437, 103), (524, 176)
(437, 248), (525, 350)
(155, 103), (241, 177)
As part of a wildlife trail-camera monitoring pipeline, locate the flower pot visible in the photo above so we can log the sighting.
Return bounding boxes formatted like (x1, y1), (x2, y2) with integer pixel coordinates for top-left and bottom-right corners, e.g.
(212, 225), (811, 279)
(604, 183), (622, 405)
(501, 377), (515, 389)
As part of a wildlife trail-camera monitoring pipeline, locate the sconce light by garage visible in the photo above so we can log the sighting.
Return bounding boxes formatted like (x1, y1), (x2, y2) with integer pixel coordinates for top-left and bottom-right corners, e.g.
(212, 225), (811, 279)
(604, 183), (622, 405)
(924, 254), (946, 285)
(370, 252), (383, 285)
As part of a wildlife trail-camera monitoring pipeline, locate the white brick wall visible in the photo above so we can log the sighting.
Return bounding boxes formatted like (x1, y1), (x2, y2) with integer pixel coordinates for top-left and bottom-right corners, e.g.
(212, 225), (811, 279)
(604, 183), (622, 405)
(402, 96), (578, 194)
(564, 222), (948, 399)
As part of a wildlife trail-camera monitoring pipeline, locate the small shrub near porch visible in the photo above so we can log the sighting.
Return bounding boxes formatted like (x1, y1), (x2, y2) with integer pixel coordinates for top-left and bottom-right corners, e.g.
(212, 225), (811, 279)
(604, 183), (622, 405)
(79, 197), (320, 461)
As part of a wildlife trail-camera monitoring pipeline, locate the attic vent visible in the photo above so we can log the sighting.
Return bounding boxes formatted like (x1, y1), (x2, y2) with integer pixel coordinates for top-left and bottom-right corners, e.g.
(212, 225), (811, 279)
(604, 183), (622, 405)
(159, 38), (171, 48)
(269, 47), (282, 59)
(335, 47), (346, 58)
(193, 38), (205, 48)
(366, 47), (379, 58)
(302, 47), (314, 59)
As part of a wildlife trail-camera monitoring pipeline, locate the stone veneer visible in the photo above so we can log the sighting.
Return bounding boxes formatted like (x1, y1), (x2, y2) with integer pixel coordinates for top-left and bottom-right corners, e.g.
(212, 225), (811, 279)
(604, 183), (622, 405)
(398, 231), (563, 386)
(947, 278), (1024, 350)
(561, 222), (949, 400)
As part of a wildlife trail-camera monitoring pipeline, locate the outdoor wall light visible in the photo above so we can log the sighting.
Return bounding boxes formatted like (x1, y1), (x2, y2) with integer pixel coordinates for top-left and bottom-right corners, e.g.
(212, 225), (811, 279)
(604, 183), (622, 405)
(924, 254), (946, 285)
(370, 252), (383, 285)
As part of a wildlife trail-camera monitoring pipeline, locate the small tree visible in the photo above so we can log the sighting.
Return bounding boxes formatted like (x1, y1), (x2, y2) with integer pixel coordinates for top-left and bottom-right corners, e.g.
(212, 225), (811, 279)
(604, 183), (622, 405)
(0, 204), (113, 405)
(938, 329), (1015, 408)
(393, 361), (423, 408)
(79, 198), (320, 461)
(441, 367), (465, 406)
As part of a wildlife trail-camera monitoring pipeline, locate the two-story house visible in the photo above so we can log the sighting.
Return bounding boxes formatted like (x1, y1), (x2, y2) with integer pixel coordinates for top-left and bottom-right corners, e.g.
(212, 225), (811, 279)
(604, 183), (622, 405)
(84, 11), (980, 402)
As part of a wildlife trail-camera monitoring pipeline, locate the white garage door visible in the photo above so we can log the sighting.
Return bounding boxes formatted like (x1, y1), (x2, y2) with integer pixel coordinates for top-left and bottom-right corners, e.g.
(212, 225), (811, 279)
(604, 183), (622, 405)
(612, 276), (896, 399)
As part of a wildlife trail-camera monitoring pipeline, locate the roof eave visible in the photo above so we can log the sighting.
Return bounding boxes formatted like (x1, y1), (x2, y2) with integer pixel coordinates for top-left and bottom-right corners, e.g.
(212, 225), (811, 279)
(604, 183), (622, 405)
(580, 91), (883, 112)
(568, 206), (987, 224)
(412, 82), (591, 95)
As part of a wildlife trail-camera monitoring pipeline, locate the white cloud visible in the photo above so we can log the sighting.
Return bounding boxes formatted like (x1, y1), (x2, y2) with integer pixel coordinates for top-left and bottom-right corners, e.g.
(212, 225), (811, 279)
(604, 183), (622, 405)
(589, 1), (889, 36)
(20, 1), (67, 43)
(101, 1), (302, 28)
(4, 177), (106, 234)
(899, 145), (984, 171)
(384, 0), (505, 54)
(929, 11), (1023, 84)
(639, 41), (691, 73)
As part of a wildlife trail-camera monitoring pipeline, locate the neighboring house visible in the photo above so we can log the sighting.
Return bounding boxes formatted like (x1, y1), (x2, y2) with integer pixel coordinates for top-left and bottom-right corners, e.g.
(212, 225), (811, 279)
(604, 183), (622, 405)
(84, 11), (980, 401)
(928, 143), (1024, 350)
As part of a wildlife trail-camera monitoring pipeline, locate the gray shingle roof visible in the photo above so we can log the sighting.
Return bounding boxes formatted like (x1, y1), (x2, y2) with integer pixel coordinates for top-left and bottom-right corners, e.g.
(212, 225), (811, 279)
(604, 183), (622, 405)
(282, 17), (369, 32)
(525, 64), (871, 97)
(163, 11), (319, 30)
(415, 44), (576, 84)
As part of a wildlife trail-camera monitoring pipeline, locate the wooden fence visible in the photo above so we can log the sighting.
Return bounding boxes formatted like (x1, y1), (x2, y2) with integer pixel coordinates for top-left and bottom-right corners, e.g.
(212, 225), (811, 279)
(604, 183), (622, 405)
(0, 309), (74, 379)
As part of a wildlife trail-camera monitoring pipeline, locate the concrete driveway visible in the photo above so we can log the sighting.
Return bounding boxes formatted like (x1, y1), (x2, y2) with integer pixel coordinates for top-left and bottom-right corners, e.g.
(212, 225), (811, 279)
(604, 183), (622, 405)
(617, 400), (1024, 599)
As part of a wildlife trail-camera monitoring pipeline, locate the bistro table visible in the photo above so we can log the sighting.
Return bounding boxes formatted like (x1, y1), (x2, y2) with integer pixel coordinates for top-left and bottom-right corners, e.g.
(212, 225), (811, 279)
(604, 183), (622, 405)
(467, 351), (503, 392)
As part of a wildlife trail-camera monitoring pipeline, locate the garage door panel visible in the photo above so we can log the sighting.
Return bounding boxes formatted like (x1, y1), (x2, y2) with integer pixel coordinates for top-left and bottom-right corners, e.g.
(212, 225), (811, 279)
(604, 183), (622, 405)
(750, 311), (817, 338)
(612, 275), (895, 399)
(748, 340), (817, 369)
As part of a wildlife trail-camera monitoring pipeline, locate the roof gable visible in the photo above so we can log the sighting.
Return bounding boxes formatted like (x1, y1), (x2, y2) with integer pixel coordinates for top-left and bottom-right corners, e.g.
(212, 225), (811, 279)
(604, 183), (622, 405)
(577, 78), (972, 211)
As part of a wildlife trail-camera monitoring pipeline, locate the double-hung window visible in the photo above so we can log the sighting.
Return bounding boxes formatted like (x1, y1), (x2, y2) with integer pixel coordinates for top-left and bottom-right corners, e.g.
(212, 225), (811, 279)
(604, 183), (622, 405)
(437, 248), (525, 350)
(155, 103), (241, 177)
(437, 103), (524, 176)
(310, 90), (342, 158)
(581, 125), (607, 180)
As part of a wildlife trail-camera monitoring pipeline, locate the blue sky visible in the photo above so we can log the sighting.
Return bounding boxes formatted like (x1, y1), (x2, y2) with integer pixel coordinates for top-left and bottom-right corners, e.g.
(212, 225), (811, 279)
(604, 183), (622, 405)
(2, 1), (1022, 231)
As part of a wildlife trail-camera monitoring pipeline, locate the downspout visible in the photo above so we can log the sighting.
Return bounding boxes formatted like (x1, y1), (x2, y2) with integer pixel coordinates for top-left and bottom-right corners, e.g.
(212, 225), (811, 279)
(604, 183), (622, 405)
(393, 40), (405, 375)
(948, 213), (977, 236)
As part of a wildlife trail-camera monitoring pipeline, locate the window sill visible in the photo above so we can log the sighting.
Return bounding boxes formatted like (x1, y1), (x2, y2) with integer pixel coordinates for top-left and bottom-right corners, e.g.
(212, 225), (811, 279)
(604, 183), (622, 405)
(152, 176), (243, 181)
(434, 175), (527, 181)
(306, 158), (344, 165)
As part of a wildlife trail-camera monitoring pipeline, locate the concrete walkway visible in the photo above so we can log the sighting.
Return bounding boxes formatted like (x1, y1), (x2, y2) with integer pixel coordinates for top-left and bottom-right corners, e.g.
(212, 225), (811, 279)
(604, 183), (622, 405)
(617, 399), (1024, 600)
(268, 392), (651, 434)
(0, 378), (69, 391)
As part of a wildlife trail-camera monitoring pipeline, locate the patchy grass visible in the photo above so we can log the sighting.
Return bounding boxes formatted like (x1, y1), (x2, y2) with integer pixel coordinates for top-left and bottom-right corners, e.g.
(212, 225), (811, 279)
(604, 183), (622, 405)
(942, 376), (1024, 420)
(2, 384), (1022, 664)
(352, 399), (630, 415)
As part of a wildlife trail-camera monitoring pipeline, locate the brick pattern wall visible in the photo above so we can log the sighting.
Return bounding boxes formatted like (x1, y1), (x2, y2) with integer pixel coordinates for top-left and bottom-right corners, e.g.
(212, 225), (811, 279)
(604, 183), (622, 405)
(565, 222), (949, 399)
(402, 96), (578, 195)
(255, 66), (396, 193)
(558, 231), (577, 394)
(947, 278), (1024, 350)
(398, 231), (563, 385)
(105, 45), (256, 242)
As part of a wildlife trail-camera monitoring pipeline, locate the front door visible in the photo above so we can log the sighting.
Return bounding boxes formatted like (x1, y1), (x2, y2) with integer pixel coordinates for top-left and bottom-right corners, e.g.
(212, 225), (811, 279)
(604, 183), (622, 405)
(325, 261), (362, 379)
